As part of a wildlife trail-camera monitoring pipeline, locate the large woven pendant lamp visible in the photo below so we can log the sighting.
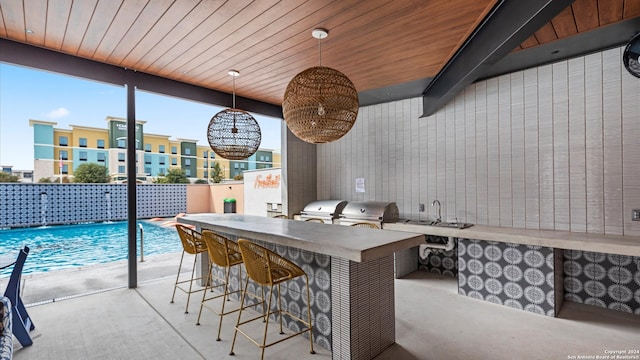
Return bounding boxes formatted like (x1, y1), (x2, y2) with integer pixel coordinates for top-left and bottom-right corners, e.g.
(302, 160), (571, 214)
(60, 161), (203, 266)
(282, 28), (359, 144)
(207, 70), (261, 160)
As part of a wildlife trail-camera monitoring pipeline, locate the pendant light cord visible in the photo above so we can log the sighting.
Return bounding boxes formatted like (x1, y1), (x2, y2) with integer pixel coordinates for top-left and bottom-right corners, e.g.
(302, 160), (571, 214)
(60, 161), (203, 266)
(318, 35), (322, 66)
(232, 75), (236, 109)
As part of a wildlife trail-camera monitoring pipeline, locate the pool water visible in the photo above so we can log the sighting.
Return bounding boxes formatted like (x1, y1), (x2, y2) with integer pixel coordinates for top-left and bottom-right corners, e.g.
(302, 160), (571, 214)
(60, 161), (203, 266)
(0, 221), (182, 275)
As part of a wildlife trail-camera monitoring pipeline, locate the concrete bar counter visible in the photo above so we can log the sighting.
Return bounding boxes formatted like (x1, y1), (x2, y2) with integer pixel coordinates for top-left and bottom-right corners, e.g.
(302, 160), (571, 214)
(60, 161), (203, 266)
(178, 213), (425, 360)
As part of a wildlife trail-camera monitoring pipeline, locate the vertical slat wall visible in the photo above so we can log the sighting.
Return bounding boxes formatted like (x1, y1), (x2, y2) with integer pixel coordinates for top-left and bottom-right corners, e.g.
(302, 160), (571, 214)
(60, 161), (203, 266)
(282, 123), (317, 216)
(316, 46), (640, 235)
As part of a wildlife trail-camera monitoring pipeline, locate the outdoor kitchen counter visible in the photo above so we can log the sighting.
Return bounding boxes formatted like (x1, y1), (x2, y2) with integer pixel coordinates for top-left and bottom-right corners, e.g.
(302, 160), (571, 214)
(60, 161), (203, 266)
(178, 213), (425, 360)
(178, 213), (425, 262)
(383, 222), (640, 257)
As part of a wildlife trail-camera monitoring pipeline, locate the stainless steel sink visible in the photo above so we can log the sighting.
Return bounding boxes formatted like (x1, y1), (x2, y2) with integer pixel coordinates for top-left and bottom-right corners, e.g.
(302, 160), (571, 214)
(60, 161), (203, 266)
(402, 219), (473, 229)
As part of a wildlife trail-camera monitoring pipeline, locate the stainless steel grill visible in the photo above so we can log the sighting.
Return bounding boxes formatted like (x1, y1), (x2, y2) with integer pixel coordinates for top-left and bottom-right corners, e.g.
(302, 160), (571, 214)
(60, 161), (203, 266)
(339, 201), (399, 227)
(300, 200), (348, 223)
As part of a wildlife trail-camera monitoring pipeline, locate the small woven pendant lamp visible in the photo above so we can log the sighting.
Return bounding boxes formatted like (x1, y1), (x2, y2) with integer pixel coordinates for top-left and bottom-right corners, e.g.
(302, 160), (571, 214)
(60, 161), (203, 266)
(207, 70), (261, 160)
(282, 28), (359, 144)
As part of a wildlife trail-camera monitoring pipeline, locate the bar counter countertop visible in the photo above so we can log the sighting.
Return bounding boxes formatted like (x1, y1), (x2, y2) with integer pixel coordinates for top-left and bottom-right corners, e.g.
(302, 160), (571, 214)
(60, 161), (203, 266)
(177, 213), (425, 262)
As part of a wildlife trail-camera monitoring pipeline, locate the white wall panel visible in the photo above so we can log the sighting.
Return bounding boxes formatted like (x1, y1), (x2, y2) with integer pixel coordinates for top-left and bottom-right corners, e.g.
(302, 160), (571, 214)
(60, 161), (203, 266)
(568, 57), (587, 233)
(465, 86), (477, 224)
(511, 72), (526, 229)
(553, 62), (570, 231)
(538, 65), (555, 229)
(499, 75), (513, 227)
(475, 82), (488, 225)
(314, 46), (639, 236)
(523, 68), (540, 229)
(602, 48), (624, 235)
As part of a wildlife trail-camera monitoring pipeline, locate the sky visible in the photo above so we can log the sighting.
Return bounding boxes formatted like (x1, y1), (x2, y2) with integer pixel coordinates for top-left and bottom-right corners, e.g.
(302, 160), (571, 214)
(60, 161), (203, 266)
(0, 63), (282, 170)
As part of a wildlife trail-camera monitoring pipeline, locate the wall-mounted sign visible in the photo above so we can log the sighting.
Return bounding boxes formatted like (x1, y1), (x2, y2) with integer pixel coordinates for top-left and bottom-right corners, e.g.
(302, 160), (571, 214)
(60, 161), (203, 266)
(255, 174), (281, 189)
(355, 178), (365, 193)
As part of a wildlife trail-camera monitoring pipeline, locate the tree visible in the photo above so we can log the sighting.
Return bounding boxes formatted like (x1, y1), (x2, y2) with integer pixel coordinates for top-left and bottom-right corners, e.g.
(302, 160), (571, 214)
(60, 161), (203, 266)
(154, 168), (189, 184)
(38, 177), (53, 183)
(233, 174), (244, 181)
(194, 179), (207, 184)
(210, 162), (223, 183)
(0, 172), (20, 182)
(73, 163), (110, 183)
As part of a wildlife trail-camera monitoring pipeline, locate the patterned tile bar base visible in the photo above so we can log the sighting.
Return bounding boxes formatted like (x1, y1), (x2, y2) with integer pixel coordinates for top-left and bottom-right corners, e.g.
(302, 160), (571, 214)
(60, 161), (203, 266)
(564, 250), (640, 315)
(458, 238), (564, 317)
(331, 255), (395, 360)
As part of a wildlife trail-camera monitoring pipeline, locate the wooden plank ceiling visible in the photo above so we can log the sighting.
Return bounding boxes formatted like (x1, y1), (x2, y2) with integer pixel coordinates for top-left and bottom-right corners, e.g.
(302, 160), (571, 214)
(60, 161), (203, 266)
(1, 0), (639, 106)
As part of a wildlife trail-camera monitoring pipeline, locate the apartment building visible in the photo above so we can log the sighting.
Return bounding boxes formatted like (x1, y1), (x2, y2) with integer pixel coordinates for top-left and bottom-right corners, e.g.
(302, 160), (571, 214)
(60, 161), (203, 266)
(30, 116), (279, 183)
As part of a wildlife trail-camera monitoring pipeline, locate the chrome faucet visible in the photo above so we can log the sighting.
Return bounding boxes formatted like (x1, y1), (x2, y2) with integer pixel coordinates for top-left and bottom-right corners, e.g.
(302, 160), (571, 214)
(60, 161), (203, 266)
(431, 200), (441, 223)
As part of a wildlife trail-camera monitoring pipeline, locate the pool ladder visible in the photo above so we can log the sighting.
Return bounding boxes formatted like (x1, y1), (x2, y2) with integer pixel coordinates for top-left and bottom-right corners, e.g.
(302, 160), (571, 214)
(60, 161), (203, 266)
(138, 223), (145, 262)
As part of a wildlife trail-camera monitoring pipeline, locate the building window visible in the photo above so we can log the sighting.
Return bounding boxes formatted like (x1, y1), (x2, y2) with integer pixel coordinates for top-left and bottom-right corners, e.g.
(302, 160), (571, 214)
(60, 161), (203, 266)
(145, 167), (151, 175)
(203, 150), (208, 158)
(144, 155), (152, 164)
(59, 136), (68, 146)
(234, 163), (239, 169)
(171, 158), (177, 166)
(171, 146), (177, 154)
(61, 164), (68, 174)
(145, 143), (151, 152)
(260, 155), (264, 161)
(185, 169), (191, 177)
(204, 160), (208, 167)
(118, 166), (125, 173)
(185, 148), (191, 155)
(97, 153), (106, 162)
(118, 153), (125, 162)
(79, 138), (87, 147)
(240, 163), (245, 169)
(185, 159), (191, 166)
(118, 139), (126, 148)
(79, 151), (88, 161)
(159, 145), (165, 153)
(97, 139), (105, 149)
(210, 152), (215, 159)
(159, 156), (166, 165)
(60, 150), (68, 160)
(204, 171), (208, 178)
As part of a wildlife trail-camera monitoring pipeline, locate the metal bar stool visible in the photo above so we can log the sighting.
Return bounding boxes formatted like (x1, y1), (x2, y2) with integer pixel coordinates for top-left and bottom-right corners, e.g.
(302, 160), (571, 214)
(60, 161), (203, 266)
(196, 230), (265, 341)
(231, 239), (315, 359)
(171, 224), (208, 313)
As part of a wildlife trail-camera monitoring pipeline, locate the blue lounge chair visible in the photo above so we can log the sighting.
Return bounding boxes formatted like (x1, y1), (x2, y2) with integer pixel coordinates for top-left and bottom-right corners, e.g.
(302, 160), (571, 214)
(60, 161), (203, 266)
(3, 246), (34, 347)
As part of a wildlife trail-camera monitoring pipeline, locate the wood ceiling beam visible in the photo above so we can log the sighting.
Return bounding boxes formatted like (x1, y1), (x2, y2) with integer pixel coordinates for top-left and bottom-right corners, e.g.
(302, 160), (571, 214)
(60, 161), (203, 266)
(422, 0), (576, 117)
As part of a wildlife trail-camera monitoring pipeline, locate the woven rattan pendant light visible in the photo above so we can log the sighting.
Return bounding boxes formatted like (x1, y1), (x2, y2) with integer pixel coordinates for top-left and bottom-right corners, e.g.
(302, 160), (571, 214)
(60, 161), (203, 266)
(282, 28), (359, 144)
(207, 70), (261, 160)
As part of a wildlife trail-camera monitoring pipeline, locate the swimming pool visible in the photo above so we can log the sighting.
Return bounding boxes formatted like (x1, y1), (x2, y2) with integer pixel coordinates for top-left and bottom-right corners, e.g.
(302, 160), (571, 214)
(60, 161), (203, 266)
(0, 221), (182, 275)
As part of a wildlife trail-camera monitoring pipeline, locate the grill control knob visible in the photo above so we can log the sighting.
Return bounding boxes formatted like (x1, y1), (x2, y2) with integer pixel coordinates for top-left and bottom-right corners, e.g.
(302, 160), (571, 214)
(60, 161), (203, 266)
(360, 208), (365, 213)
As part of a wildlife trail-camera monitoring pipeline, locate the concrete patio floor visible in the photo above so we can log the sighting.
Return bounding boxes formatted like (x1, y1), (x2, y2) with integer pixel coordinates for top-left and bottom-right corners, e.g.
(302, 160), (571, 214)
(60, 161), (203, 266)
(8, 253), (640, 360)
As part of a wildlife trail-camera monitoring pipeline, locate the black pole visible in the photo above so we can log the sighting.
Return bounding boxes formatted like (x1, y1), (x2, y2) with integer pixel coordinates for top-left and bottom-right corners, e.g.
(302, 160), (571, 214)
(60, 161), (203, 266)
(127, 82), (138, 289)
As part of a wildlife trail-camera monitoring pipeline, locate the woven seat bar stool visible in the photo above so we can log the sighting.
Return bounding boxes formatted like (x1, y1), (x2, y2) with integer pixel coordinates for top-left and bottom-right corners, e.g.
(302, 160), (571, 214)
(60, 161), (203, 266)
(231, 239), (315, 359)
(197, 230), (266, 341)
(350, 222), (380, 229)
(171, 224), (208, 314)
(304, 217), (324, 223)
